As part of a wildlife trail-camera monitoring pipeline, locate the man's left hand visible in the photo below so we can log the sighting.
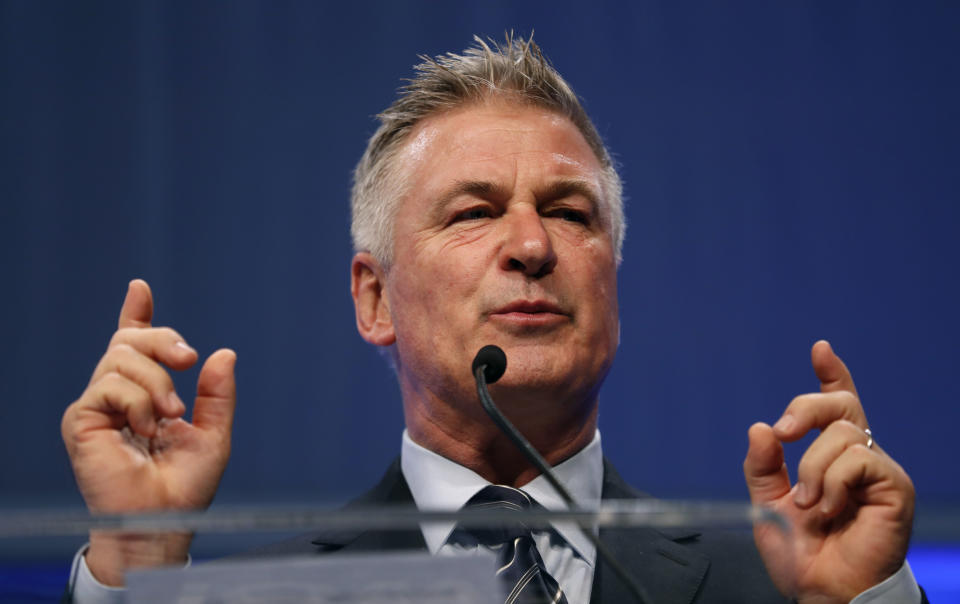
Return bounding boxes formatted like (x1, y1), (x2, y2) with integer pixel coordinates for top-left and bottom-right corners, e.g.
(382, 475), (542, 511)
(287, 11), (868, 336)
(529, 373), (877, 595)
(743, 340), (915, 603)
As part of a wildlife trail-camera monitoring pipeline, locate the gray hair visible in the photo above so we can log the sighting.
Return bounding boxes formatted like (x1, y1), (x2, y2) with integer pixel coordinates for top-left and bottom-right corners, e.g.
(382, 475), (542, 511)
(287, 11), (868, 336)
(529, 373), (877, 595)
(350, 33), (625, 269)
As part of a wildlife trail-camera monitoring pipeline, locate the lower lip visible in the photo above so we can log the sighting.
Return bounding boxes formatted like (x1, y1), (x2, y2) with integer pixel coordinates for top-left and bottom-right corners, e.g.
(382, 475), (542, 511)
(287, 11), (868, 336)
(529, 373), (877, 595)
(490, 312), (568, 327)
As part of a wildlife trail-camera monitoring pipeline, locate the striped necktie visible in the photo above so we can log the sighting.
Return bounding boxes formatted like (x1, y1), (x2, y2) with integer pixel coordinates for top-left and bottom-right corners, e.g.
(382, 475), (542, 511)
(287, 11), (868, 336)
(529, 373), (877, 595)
(459, 485), (569, 604)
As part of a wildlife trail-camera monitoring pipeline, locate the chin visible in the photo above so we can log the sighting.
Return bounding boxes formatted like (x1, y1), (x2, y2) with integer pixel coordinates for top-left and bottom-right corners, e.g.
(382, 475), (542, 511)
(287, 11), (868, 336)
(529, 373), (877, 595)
(491, 355), (589, 399)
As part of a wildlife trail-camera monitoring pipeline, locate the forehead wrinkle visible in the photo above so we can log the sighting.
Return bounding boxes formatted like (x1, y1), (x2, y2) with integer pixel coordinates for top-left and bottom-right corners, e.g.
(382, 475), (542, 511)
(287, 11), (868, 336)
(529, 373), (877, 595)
(397, 104), (609, 233)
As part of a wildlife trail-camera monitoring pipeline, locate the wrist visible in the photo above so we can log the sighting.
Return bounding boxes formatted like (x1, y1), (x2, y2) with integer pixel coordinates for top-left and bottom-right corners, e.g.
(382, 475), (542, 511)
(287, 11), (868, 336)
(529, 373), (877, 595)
(86, 530), (193, 586)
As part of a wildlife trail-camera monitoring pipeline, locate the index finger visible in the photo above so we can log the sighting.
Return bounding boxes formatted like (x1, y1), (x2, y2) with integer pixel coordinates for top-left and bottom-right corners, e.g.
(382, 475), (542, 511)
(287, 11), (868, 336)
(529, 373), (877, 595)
(118, 279), (153, 329)
(774, 391), (867, 441)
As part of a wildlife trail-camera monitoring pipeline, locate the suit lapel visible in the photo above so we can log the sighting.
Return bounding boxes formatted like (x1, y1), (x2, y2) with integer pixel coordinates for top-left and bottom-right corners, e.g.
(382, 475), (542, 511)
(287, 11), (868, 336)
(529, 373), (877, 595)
(310, 458), (428, 553)
(591, 459), (710, 604)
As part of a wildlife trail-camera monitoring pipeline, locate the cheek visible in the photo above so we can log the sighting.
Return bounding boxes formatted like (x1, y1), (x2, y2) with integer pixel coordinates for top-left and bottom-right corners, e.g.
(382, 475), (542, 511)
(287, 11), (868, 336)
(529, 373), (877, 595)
(601, 273), (620, 331)
(388, 255), (484, 331)
(571, 248), (619, 333)
(567, 234), (616, 285)
(390, 271), (434, 329)
(598, 267), (619, 315)
(436, 226), (489, 253)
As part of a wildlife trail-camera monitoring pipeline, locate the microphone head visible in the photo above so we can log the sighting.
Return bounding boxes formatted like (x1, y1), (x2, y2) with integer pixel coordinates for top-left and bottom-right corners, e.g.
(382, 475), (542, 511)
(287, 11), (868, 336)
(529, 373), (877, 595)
(472, 345), (507, 384)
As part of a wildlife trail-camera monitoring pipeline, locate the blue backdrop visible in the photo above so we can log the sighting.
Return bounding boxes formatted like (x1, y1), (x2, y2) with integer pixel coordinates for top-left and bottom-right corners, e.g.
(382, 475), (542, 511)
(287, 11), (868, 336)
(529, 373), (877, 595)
(1, 0), (958, 580)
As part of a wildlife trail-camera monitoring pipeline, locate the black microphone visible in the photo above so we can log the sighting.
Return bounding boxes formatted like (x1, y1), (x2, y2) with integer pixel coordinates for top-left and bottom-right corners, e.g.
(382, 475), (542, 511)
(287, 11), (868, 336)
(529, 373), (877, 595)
(471, 345), (651, 604)
(472, 345), (507, 384)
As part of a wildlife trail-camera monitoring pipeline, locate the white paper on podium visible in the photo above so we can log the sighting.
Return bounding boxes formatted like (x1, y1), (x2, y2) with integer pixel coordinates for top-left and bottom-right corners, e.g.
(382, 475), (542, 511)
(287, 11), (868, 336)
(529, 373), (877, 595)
(125, 551), (500, 603)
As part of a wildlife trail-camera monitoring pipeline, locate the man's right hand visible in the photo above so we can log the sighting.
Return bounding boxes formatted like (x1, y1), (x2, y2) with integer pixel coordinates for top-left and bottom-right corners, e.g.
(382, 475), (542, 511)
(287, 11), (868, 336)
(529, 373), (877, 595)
(61, 279), (237, 586)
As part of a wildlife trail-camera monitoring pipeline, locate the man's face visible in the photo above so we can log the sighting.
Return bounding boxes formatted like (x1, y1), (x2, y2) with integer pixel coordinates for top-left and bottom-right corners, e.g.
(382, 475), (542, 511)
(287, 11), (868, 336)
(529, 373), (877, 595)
(379, 101), (619, 414)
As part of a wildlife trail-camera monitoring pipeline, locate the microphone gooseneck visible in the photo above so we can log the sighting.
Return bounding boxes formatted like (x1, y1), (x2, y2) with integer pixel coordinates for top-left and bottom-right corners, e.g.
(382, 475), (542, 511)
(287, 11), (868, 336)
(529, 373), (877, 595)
(471, 345), (651, 604)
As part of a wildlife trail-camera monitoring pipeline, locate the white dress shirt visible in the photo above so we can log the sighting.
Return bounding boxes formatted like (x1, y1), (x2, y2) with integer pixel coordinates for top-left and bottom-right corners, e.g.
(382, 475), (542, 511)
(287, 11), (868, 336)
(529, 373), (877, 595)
(69, 428), (921, 603)
(401, 429), (603, 604)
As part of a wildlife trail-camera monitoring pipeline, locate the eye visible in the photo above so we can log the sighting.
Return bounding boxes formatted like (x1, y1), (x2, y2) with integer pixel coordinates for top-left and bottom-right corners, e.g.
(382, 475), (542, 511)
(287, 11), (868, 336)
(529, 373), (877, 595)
(551, 208), (589, 224)
(453, 207), (492, 222)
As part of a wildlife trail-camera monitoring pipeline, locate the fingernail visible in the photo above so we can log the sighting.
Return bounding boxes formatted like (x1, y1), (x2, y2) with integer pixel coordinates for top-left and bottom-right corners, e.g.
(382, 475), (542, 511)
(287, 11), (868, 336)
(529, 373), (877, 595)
(168, 392), (186, 414)
(794, 482), (809, 506)
(175, 341), (196, 355)
(774, 414), (795, 433)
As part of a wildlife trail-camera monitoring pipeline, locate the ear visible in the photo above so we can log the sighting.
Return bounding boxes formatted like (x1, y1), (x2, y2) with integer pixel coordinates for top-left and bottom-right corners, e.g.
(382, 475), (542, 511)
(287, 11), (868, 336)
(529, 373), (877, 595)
(351, 252), (396, 347)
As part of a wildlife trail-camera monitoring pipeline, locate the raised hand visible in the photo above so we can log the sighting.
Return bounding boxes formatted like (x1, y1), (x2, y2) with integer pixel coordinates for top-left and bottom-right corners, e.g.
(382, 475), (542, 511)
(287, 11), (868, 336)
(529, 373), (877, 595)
(743, 341), (914, 603)
(61, 279), (237, 585)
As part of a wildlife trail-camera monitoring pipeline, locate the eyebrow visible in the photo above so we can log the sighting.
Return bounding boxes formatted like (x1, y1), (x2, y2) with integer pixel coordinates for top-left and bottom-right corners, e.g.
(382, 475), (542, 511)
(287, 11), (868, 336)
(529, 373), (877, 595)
(430, 178), (603, 221)
(427, 180), (511, 223)
(534, 179), (603, 211)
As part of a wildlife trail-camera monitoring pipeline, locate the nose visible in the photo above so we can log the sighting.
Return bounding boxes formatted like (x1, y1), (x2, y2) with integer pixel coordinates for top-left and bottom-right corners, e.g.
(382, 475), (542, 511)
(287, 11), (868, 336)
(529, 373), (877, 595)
(499, 205), (557, 278)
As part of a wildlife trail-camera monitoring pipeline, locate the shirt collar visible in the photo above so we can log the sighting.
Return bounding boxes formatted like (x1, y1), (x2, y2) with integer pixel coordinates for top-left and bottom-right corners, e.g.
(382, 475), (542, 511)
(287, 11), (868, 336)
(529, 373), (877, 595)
(400, 429), (603, 561)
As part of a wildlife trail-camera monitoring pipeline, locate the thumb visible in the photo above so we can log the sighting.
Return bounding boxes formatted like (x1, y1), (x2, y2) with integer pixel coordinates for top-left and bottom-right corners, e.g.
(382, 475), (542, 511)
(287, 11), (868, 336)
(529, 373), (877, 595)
(811, 339), (858, 396)
(744, 423), (791, 505)
(193, 348), (237, 435)
(118, 279), (153, 329)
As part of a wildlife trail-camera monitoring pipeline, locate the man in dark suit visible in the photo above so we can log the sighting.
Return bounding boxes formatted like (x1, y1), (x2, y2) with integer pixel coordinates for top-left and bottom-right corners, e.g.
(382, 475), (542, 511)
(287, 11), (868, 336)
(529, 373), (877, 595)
(62, 35), (921, 602)
(246, 457), (789, 603)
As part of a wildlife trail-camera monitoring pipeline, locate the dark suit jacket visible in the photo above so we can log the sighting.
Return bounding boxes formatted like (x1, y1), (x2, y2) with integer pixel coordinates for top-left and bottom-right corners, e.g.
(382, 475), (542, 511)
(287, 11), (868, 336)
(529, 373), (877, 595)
(244, 457), (792, 604)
